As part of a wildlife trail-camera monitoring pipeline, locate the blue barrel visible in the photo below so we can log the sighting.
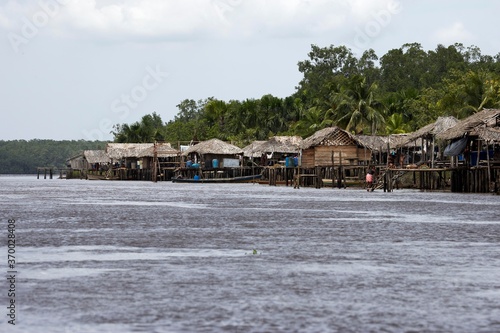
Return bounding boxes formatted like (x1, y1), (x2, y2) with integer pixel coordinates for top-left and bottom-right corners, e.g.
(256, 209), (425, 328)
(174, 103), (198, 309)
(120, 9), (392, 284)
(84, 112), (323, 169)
(193, 175), (200, 180)
(192, 163), (200, 169)
(285, 157), (292, 167)
(186, 160), (192, 168)
(212, 159), (219, 168)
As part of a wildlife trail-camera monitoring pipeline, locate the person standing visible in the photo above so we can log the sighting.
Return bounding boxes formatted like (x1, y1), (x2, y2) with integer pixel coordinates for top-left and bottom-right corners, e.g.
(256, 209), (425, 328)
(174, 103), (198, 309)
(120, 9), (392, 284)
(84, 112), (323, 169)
(366, 169), (374, 192)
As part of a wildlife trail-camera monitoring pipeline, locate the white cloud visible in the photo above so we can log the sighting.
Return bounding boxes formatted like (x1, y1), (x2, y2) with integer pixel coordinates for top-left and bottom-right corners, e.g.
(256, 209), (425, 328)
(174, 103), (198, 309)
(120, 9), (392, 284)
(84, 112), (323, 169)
(0, 0), (403, 42)
(433, 22), (474, 45)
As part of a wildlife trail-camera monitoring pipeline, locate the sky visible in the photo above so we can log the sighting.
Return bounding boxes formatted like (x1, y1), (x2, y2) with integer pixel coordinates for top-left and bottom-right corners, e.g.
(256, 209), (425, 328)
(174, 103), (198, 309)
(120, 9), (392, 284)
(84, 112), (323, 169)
(1, 0), (500, 141)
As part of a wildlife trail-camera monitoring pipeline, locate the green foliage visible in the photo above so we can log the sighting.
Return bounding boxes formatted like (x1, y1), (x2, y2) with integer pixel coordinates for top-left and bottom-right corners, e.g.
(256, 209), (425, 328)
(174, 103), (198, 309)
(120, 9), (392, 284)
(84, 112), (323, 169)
(330, 75), (385, 135)
(0, 140), (107, 174)
(110, 42), (500, 144)
(385, 113), (410, 134)
(5, 42), (499, 173)
(112, 112), (166, 143)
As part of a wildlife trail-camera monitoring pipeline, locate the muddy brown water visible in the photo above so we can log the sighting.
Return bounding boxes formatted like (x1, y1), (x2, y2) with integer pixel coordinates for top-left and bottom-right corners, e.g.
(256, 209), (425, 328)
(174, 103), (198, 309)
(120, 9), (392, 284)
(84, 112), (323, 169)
(1, 175), (500, 332)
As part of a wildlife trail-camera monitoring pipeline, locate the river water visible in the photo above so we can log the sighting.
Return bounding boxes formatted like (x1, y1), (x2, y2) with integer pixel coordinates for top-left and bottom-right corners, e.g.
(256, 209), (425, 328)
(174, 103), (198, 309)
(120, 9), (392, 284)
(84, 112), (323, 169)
(1, 175), (500, 333)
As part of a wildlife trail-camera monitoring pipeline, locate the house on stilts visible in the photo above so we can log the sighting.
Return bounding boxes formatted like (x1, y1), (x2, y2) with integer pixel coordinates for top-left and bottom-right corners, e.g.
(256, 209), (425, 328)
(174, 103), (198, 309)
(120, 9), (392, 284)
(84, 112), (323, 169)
(438, 109), (500, 193)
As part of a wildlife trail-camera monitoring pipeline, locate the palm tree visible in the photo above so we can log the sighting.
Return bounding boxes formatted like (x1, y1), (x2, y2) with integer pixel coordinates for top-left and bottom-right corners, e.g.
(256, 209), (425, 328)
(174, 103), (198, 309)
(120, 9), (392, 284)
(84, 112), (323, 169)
(385, 113), (410, 134)
(329, 75), (385, 135)
(292, 106), (332, 137)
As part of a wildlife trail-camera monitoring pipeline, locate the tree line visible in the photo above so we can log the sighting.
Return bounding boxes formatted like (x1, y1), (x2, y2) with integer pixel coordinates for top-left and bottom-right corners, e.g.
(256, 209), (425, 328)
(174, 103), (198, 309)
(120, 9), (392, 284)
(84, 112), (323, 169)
(4, 42), (499, 174)
(112, 42), (500, 145)
(0, 140), (106, 174)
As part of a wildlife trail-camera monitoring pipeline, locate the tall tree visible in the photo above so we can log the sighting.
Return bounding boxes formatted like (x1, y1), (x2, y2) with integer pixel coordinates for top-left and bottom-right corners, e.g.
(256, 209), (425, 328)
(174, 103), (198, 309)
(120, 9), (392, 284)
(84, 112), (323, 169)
(380, 43), (427, 92)
(385, 113), (410, 134)
(112, 112), (165, 143)
(296, 44), (358, 110)
(330, 75), (385, 135)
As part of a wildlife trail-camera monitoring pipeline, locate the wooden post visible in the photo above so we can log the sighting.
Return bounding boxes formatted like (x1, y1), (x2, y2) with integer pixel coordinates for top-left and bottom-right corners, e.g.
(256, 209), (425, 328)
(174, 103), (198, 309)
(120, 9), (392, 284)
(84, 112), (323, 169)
(337, 151), (343, 189)
(37, 168), (40, 179)
(284, 165), (289, 186)
(421, 139), (425, 165)
(383, 171), (387, 192)
(251, 157), (255, 183)
(387, 142), (390, 167)
(49, 168), (53, 179)
(379, 146), (383, 166)
(431, 136), (435, 169)
(487, 140), (492, 192)
(153, 142), (158, 183)
(44, 168), (47, 179)
(476, 139), (481, 168)
(413, 140), (416, 165)
(331, 151), (335, 189)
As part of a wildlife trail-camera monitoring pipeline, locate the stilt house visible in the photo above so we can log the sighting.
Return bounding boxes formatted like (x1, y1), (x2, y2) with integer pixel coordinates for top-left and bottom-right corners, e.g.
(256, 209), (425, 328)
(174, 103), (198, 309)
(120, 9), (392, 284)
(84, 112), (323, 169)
(301, 127), (371, 168)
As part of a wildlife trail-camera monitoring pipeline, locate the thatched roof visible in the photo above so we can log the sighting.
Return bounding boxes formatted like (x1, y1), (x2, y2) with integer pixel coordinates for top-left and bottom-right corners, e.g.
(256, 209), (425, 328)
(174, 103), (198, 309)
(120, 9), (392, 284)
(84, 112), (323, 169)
(477, 127), (500, 142)
(302, 127), (367, 149)
(242, 141), (267, 157)
(356, 134), (422, 151)
(83, 150), (111, 164)
(243, 136), (302, 157)
(146, 143), (179, 158)
(182, 138), (242, 156)
(437, 109), (500, 141)
(355, 135), (387, 150)
(106, 143), (179, 159)
(401, 116), (459, 145)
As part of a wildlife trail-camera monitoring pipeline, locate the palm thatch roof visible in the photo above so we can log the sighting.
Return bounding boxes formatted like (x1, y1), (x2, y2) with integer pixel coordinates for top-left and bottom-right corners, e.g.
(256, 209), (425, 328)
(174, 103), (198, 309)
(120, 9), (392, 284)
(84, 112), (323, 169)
(356, 134), (422, 152)
(147, 143), (179, 158)
(182, 138), (242, 156)
(302, 127), (367, 149)
(355, 135), (387, 150)
(83, 150), (111, 164)
(243, 136), (302, 157)
(400, 116), (459, 145)
(106, 143), (179, 159)
(437, 109), (500, 141)
(477, 127), (500, 142)
(242, 141), (267, 158)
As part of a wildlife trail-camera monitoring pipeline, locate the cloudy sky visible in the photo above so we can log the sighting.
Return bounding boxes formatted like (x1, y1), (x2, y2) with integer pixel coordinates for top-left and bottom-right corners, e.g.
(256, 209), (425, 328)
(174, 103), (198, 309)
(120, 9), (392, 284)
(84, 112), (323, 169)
(1, 0), (499, 140)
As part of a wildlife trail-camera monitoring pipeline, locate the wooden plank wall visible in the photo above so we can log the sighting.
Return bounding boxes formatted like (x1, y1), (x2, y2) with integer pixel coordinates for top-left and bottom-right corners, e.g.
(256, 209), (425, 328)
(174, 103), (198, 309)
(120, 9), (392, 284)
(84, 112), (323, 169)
(314, 146), (359, 166)
(301, 149), (315, 168)
(302, 146), (372, 168)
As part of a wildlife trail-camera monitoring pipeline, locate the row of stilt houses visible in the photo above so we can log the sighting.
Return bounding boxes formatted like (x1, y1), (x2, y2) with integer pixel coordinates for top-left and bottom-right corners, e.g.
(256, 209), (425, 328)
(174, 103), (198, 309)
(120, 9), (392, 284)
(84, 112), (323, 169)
(64, 108), (500, 193)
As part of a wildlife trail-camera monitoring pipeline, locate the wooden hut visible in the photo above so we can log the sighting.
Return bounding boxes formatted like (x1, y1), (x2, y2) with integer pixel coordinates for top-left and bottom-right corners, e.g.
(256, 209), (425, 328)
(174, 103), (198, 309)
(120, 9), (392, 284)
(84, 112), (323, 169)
(438, 109), (500, 166)
(182, 138), (243, 171)
(105, 143), (179, 180)
(301, 127), (371, 168)
(66, 153), (85, 170)
(83, 150), (111, 170)
(242, 141), (267, 159)
(436, 109), (500, 193)
(356, 134), (422, 167)
(66, 150), (110, 174)
(243, 136), (303, 166)
(398, 116), (459, 168)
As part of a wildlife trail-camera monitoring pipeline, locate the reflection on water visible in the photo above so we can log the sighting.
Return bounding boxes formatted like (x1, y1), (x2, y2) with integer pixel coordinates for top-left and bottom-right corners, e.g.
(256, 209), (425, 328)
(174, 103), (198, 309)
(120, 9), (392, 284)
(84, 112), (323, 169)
(1, 176), (500, 333)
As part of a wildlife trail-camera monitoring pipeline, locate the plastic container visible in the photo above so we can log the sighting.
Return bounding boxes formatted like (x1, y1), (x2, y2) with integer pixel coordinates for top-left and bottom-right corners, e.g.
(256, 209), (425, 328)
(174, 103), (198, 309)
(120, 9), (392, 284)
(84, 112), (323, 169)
(193, 175), (200, 180)
(285, 157), (292, 168)
(212, 159), (219, 168)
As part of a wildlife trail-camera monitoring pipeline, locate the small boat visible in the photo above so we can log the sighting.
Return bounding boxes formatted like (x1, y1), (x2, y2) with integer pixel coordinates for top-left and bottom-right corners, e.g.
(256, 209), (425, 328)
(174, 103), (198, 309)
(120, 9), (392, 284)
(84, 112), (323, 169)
(172, 174), (262, 183)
